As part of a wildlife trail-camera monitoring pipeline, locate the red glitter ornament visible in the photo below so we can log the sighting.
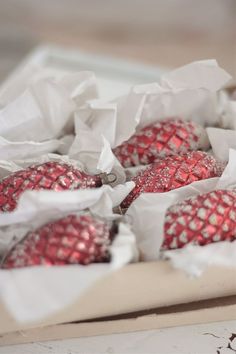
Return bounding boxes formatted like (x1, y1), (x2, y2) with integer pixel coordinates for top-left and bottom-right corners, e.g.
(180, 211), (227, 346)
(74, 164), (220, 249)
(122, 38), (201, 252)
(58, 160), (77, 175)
(121, 151), (224, 209)
(113, 118), (209, 167)
(2, 214), (118, 268)
(0, 162), (111, 212)
(162, 190), (236, 250)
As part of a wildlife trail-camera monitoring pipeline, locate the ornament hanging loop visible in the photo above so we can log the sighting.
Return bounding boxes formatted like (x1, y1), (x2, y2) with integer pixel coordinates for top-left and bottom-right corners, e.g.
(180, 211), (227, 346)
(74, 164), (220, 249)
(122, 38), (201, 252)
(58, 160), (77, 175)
(99, 173), (117, 185)
(113, 206), (128, 215)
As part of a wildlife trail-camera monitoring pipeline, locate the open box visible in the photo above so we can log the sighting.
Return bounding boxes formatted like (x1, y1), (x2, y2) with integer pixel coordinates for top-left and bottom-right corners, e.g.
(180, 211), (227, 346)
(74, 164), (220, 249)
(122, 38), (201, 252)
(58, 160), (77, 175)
(0, 45), (235, 346)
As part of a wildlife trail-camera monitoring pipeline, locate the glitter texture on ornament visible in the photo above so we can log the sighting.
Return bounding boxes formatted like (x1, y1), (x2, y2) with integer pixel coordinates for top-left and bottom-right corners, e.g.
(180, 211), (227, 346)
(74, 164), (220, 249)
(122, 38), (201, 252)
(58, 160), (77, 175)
(0, 162), (103, 212)
(113, 118), (209, 167)
(121, 151), (224, 209)
(2, 214), (117, 268)
(162, 189), (236, 250)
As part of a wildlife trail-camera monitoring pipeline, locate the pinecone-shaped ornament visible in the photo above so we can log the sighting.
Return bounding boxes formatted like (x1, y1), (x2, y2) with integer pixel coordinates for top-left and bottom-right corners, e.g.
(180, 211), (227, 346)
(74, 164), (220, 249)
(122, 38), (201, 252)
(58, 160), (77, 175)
(113, 118), (209, 167)
(0, 162), (113, 212)
(162, 189), (236, 250)
(121, 151), (224, 209)
(2, 213), (118, 268)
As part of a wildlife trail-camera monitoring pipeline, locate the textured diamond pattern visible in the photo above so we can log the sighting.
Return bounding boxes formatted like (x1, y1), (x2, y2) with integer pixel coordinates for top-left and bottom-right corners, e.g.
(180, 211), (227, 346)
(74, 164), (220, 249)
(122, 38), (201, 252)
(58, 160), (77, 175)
(121, 151), (224, 209)
(113, 118), (208, 167)
(162, 190), (236, 250)
(0, 162), (102, 212)
(3, 214), (117, 268)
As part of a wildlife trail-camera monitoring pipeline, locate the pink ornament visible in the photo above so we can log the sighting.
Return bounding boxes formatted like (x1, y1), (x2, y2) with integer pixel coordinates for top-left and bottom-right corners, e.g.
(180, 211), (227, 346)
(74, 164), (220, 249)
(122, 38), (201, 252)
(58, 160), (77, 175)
(162, 190), (236, 249)
(3, 214), (117, 268)
(114, 118), (209, 167)
(0, 162), (107, 212)
(121, 151), (224, 209)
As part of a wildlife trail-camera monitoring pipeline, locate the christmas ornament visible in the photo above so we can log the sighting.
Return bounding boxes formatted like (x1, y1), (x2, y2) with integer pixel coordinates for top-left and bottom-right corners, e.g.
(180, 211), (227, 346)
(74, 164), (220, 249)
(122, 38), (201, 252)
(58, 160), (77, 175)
(162, 189), (236, 250)
(0, 161), (114, 212)
(2, 213), (118, 268)
(121, 151), (224, 209)
(113, 118), (209, 167)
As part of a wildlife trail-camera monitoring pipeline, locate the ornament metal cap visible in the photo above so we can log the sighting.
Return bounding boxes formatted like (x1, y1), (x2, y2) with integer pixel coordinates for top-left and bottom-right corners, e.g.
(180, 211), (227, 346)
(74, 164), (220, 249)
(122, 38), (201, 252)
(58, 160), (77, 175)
(99, 172), (117, 185)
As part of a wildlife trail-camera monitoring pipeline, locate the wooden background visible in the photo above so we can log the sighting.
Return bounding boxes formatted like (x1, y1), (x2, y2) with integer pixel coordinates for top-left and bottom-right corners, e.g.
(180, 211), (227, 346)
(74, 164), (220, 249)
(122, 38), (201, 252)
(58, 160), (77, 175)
(0, 0), (235, 81)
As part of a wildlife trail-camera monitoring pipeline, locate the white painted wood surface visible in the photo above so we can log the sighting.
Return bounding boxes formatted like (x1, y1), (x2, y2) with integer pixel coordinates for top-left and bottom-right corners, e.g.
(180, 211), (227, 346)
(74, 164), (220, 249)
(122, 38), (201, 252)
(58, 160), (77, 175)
(0, 320), (236, 354)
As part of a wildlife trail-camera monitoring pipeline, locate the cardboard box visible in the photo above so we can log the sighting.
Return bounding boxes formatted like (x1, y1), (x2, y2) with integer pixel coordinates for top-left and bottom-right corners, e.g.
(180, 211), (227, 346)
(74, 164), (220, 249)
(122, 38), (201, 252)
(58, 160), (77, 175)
(0, 46), (235, 346)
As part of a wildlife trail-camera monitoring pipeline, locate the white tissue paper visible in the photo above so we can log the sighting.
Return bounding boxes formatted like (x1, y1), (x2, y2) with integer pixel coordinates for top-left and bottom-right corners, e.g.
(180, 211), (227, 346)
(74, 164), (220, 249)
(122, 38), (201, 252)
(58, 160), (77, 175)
(0, 182), (137, 323)
(206, 88), (236, 162)
(57, 134), (75, 155)
(69, 60), (231, 179)
(0, 136), (61, 160)
(0, 69), (98, 161)
(207, 127), (236, 162)
(0, 72), (96, 141)
(69, 116), (126, 183)
(217, 90), (236, 130)
(0, 64), (69, 106)
(164, 240), (236, 277)
(127, 149), (236, 275)
(132, 60), (230, 129)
